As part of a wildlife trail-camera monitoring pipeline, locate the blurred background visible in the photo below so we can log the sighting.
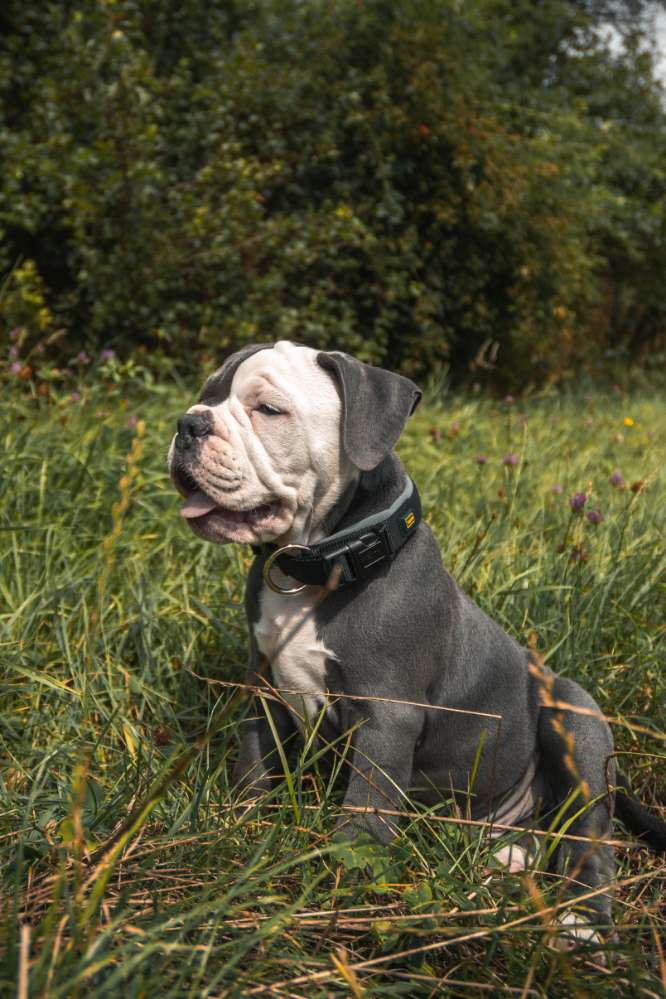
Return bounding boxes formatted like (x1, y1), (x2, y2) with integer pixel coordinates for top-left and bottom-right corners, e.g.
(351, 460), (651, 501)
(2, 0), (666, 389)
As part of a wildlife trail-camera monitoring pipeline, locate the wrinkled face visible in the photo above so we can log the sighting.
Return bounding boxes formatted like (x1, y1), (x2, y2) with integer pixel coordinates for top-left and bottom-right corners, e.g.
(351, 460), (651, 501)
(168, 341), (357, 545)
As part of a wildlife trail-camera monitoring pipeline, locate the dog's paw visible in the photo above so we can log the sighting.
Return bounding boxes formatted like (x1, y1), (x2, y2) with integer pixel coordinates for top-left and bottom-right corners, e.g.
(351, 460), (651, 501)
(334, 810), (397, 846)
(548, 911), (614, 966)
(230, 779), (273, 823)
(485, 842), (529, 874)
(484, 834), (538, 876)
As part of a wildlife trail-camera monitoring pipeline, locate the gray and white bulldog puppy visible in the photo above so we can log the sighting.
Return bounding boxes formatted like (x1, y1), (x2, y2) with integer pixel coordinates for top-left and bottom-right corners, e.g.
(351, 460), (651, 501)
(169, 340), (665, 947)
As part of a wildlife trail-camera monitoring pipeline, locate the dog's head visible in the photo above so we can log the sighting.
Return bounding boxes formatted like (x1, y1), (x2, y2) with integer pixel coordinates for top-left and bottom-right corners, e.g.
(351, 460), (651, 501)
(168, 341), (421, 546)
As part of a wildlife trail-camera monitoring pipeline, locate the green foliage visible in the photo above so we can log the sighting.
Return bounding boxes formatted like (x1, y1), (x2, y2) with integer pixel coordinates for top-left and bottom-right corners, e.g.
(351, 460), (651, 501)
(0, 374), (664, 994)
(1, 0), (666, 386)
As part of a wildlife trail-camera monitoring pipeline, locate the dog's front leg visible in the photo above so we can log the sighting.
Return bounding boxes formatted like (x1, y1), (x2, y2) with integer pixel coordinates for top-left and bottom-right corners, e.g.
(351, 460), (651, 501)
(336, 705), (422, 845)
(232, 614), (297, 802)
(232, 689), (296, 803)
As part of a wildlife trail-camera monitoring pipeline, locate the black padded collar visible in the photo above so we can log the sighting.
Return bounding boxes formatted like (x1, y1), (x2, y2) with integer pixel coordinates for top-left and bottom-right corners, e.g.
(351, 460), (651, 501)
(261, 477), (421, 589)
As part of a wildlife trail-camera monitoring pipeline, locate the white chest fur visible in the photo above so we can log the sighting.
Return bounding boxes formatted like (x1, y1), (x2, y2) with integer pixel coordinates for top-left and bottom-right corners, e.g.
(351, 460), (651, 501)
(253, 583), (336, 728)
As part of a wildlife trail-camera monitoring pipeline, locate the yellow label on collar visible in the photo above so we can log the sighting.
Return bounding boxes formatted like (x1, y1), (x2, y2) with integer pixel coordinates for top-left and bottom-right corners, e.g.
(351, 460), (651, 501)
(403, 511), (416, 530)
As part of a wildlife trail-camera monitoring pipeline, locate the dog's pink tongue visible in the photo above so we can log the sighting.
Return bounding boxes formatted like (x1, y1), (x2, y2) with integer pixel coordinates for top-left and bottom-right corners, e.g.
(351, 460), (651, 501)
(180, 489), (218, 519)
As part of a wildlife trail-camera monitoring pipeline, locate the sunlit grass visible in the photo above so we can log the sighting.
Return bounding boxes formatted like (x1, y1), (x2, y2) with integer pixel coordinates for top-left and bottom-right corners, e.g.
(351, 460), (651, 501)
(1, 375), (664, 996)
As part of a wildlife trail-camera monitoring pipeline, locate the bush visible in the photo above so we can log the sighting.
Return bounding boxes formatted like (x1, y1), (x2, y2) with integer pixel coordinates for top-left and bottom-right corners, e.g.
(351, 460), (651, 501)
(1, 0), (665, 386)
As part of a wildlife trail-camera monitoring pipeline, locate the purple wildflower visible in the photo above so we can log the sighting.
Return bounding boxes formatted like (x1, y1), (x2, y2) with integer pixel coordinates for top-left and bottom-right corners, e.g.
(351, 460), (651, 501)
(502, 452), (519, 467)
(504, 394), (514, 405)
(70, 391), (81, 403)
(76, 350), (90, 365)
(609, 470), (624, 488)
(476, 454), (488, 465)
(570, 492), (587, 513)
(99, 348), (116, 362)
(550, 483), (563, 495)
(9, 327), (22, 342)
(587, 509), (603, 525)
(10, 361), (22, 374)
(570, 545), (588, 564)
(9, 345), (18, 359)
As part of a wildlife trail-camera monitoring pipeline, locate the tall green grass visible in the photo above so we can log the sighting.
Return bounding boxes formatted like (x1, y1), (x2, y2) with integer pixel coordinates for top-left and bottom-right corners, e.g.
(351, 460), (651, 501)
(1, 376), (664, 996)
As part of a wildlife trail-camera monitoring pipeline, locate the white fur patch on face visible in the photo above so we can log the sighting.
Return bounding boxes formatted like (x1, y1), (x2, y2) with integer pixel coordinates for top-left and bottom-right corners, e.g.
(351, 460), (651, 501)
(173, 341), (357, 546)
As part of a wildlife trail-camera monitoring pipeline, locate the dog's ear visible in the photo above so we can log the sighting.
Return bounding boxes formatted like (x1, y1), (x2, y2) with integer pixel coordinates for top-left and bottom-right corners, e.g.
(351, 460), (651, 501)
(317, 351), (421, 470)
(199, 344), (272, 404)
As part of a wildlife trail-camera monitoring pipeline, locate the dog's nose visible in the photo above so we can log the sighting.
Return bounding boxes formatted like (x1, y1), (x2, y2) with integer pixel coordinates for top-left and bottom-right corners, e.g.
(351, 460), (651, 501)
(176, 413), (211, 450)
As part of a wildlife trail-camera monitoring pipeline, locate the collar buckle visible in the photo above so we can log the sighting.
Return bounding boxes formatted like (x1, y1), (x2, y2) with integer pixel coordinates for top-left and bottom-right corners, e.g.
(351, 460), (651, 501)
(322, 528), (390, 585)
(349, 529), (391, 578)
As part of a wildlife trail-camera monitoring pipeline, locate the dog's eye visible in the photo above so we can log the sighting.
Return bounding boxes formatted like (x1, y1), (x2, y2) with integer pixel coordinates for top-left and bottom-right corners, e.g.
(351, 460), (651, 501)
(256, 403), (283, 416)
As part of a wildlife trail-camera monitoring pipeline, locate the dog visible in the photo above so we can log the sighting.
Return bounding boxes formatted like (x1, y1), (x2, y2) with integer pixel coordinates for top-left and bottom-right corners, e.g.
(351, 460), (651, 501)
(169, 340), (665, 950)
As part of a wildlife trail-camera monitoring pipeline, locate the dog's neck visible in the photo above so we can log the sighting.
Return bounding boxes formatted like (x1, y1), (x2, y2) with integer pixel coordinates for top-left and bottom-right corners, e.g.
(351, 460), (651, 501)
(314, 453), (408, 542)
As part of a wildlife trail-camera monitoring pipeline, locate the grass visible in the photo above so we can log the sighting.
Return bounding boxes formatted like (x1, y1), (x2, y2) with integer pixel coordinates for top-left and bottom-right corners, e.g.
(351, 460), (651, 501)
(1, 370), (665, 997)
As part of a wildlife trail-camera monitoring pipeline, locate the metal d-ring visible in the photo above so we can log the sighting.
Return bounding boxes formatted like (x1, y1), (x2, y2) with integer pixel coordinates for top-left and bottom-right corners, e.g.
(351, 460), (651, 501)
(262, 543), (312, 595)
